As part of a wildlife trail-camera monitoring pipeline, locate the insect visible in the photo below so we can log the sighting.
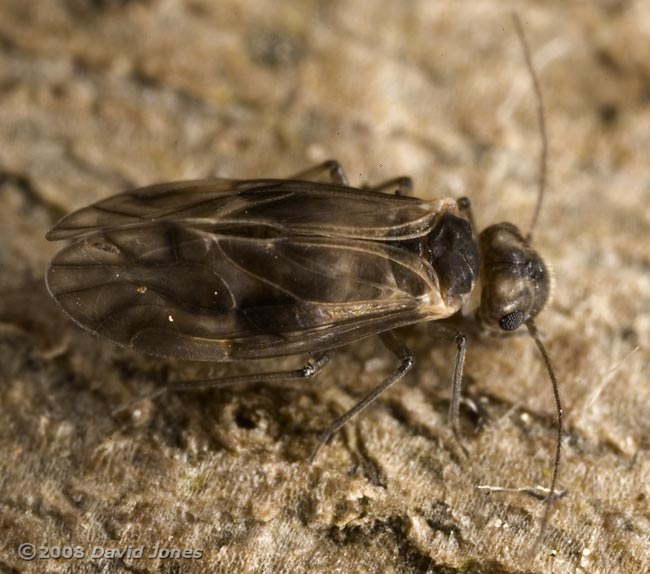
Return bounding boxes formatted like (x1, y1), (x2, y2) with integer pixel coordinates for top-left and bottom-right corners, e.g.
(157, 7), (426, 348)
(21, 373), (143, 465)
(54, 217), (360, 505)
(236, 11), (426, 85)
(45, 16), (562, 546)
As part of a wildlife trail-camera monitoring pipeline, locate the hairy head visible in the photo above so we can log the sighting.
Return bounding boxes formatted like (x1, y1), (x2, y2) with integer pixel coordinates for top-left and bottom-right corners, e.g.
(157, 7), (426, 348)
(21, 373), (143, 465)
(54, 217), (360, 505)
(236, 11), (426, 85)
(477, 222), (550, 332)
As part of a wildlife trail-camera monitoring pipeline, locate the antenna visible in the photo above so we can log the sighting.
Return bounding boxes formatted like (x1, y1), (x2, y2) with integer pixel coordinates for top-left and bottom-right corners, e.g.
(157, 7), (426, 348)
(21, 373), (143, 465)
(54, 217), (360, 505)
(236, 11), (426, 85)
(513, 14), (562, 555)
(512, 14), (548, 243)
(526, 318), (563, 555)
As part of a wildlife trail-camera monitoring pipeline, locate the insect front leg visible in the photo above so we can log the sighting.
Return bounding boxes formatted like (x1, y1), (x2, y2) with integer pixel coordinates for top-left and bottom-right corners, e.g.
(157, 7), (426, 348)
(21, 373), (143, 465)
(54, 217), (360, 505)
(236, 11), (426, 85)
(288, 160), (349, 185)
(363, 176), (413, 196)
(112, 352), (333, 417)
(310, 331), (414, 462)
(428, 323), (471, 456)
(449, 332), (469, 456)
(456, 197), (477, 233)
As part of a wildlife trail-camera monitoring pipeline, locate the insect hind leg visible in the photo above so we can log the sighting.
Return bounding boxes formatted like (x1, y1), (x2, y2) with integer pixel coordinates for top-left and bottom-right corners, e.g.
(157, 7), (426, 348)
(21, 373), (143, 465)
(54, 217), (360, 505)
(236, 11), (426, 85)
(111, 352), (333, 417)
(289, 162), (412, 196)
(364, 176), (413, 196)
(310, 331), (414, 462)
(288, 160), (349, 185)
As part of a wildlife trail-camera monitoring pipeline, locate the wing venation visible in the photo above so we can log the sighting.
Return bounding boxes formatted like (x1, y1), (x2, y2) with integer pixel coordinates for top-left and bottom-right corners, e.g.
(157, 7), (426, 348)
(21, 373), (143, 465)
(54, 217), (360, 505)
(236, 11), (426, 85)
(46, 221), (455, 360)
(46, 179), (456, 241)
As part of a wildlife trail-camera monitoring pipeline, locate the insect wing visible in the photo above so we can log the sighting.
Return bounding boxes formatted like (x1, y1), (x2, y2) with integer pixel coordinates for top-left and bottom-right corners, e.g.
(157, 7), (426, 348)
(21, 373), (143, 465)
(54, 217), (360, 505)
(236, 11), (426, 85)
(46, 179), (455, 241)
(46, 220), (453, 361)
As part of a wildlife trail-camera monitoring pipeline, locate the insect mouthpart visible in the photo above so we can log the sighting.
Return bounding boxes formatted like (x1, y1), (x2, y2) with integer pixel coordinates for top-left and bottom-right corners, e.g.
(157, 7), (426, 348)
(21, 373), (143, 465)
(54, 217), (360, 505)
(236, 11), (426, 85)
(477, 222), (550, 332)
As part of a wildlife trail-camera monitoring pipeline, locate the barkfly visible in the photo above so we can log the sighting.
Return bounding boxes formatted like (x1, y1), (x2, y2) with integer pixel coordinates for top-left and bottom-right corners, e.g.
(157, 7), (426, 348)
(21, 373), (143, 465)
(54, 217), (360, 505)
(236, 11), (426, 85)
(45, 16), (562, 546)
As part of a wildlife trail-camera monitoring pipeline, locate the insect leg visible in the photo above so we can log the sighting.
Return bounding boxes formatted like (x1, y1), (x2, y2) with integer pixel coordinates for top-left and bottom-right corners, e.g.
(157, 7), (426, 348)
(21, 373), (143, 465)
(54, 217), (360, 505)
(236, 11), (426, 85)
(310, 331), (414, 462)
(364, 176), (413, 196)
(288, 160), (349, 185)
(111, 352), (333, 417)
(456, 197), (477, 233)
(428, 322), (470, 455)
(449, 332), (470, 456)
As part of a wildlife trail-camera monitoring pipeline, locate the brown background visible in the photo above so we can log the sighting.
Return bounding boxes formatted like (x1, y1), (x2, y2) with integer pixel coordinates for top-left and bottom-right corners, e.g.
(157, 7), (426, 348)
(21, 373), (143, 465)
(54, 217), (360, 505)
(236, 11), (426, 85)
(1, 1), (649, 573)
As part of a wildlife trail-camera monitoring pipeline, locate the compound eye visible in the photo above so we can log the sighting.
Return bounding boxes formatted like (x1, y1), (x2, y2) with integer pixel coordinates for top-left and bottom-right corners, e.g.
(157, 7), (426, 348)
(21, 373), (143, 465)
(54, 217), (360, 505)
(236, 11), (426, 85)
(499, 310), (526, 331)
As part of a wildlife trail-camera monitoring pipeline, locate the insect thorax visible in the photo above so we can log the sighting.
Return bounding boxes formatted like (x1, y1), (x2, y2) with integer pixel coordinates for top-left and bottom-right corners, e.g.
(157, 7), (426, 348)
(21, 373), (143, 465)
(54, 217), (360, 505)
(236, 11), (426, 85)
(427, 212), (480, 301)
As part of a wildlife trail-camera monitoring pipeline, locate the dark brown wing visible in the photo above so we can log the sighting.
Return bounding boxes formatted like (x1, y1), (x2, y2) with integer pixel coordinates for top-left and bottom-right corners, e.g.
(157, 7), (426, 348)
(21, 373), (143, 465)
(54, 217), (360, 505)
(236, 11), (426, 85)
(46, 179), (456, 241)
(46, 221), (455, 361)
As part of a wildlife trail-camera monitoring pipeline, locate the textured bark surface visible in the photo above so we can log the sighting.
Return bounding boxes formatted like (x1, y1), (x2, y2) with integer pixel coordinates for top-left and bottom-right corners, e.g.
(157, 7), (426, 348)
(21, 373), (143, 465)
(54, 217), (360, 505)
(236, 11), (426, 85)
(1, 1), (649, 573)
